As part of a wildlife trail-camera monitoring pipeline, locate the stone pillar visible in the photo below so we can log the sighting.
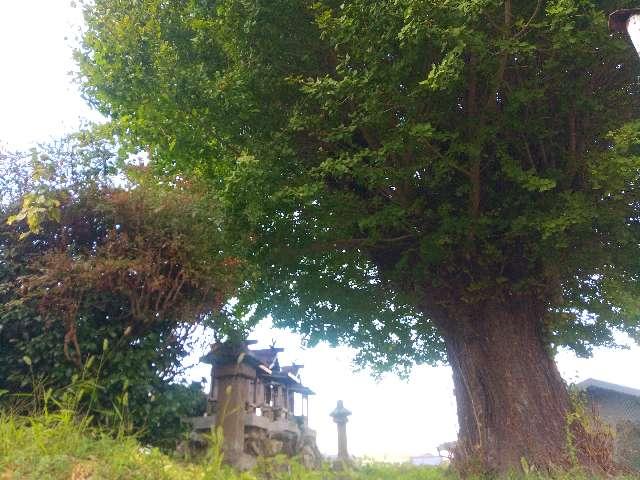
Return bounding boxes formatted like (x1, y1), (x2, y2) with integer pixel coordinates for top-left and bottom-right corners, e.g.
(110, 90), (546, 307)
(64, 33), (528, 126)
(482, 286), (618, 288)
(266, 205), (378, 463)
(330, 400), (352, 465)
(214, 361), (256, 467)
(207, 362), (218, 415)
(288, 390), (295, 416)
(255, 378), (264, 409)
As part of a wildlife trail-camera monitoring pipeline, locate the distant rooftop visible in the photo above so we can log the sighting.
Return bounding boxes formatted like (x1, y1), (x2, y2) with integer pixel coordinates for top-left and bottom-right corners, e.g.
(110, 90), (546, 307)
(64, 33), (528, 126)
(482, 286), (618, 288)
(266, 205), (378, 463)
(576, 378), (640, 398)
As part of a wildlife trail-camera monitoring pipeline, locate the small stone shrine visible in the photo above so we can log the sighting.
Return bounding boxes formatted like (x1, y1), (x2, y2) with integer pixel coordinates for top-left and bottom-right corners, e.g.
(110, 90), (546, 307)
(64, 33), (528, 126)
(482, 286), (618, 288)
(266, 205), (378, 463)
(188, 340), (321, 470)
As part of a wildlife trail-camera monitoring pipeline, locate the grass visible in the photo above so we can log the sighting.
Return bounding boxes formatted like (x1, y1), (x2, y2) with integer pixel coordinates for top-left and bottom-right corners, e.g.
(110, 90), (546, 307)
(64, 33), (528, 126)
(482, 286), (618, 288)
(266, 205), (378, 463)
(1, 410), (639, 479)
(0, 411), (201, 479)
(0, 408), (447, 480)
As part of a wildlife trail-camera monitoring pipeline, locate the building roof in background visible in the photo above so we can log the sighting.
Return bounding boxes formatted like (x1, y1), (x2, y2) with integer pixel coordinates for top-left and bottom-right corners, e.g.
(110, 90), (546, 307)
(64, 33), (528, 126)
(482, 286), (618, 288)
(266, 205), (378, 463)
(576, 378), (640, 398)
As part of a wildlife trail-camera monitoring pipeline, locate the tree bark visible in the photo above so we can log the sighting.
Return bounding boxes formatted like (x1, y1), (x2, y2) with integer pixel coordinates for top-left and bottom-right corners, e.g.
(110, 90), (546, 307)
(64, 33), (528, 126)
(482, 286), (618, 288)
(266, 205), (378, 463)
(431, 296), (614, 476)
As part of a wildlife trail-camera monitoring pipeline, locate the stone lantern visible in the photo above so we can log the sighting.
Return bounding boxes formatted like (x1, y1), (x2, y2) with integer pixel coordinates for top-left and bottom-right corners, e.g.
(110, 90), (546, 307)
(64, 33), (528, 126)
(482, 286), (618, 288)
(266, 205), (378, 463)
(330, 400), (352, 465)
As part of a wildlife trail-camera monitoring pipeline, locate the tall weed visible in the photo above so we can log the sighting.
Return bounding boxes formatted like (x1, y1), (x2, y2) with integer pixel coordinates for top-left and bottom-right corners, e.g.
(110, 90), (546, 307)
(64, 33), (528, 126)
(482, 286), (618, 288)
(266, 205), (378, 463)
(0, 372), (638, 479)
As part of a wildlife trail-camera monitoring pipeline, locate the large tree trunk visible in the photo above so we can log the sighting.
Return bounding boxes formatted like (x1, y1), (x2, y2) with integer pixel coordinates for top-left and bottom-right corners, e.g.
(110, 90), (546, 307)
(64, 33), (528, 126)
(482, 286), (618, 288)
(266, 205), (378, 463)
(432, 296), (614, 476)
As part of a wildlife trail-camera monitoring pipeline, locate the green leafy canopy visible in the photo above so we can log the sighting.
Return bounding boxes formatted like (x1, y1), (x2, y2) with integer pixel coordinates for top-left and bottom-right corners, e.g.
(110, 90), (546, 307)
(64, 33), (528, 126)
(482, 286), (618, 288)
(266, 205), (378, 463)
(77, 0), (640, 372)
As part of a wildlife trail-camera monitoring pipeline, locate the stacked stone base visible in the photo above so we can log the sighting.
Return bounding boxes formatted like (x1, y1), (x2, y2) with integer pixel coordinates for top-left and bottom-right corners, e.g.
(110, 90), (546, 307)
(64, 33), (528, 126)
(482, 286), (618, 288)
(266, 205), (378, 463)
(183, 414), (322, 470)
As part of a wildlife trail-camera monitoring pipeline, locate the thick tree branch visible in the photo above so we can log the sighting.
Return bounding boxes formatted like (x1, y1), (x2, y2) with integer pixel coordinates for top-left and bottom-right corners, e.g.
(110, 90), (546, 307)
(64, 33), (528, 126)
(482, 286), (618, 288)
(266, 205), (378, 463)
(512, 0), (543, 41)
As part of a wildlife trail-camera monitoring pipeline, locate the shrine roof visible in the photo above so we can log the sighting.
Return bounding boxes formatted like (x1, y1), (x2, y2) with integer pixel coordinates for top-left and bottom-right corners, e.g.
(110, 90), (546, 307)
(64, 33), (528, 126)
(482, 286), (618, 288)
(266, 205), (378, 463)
(200, 341), (314, 394)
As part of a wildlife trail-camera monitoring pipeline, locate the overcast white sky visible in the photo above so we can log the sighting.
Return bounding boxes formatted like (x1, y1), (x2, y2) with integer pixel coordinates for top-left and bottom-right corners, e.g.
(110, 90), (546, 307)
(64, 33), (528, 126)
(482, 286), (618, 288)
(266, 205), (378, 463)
(1, 0), (639, 460)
